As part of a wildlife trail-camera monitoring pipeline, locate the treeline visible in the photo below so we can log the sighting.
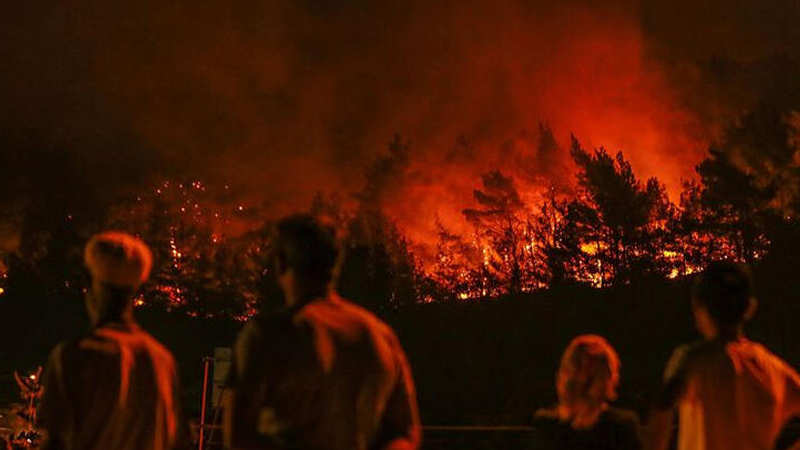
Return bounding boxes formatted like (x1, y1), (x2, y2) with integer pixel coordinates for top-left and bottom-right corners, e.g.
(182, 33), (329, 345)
(3, 110), (800, 318)
(428, 137), (776, 300)
(0, 174), (423, 319)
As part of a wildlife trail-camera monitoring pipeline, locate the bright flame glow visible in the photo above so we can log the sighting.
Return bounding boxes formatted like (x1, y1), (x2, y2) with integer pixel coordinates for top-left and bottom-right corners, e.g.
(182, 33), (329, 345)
(580, 242), (602, 256)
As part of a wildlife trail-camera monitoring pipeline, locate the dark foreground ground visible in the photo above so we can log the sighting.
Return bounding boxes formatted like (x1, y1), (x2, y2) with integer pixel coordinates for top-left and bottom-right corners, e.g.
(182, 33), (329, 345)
(3, 258), (800, 447)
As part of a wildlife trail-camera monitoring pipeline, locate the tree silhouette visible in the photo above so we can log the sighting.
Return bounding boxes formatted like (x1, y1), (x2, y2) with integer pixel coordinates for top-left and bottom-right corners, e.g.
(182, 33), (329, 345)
(339, 207), (420, 313)
(338, 135), (422, 312)
(693, 147), (776, 262)
(568, 137), (673, 285)
(530, 192), (582, 286)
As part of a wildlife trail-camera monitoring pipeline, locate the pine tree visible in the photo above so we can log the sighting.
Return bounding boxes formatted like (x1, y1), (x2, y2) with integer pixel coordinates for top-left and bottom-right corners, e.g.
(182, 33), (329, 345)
(568, 137), (673, 285)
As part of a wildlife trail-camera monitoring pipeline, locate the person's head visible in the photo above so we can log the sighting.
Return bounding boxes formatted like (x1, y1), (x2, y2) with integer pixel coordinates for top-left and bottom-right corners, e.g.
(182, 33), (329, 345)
(84, 232), (152, 325)
(556, 335), (620, 423)
(691, 261), (756, 340)
(271, 214), (340, 305)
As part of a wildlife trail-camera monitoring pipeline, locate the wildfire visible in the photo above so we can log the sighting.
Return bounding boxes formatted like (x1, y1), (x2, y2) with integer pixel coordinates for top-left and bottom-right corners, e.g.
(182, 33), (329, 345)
(106, 179), (264, 312)
(156, 285), (185, 306)
(580, 242), (601, 256)
(104, 164), (759, 313)
(169, 234), (181, 269)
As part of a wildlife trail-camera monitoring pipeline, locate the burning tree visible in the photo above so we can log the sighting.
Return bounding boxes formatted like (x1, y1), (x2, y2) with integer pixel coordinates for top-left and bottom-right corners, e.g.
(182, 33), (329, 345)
(431, 220), (485, 300)
(106, 181), (257, 318)
(529, 193), (583, 287)
(463, 170), (530, 295)
(567, 137), (674, 286)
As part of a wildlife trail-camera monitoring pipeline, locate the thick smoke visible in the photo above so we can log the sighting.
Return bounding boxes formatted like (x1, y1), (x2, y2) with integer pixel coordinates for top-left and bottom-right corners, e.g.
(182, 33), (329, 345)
(5, 0), (795, 249)
(641, 0), (800, 122)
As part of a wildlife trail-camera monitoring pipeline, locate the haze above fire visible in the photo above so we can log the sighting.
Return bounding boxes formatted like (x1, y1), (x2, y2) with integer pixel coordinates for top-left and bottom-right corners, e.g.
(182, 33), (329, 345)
(1, 0), (797, 247)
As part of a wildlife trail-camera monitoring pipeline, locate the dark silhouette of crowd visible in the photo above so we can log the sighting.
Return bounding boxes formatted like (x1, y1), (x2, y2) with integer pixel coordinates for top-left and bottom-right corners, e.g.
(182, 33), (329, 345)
(30, 215), (800, 450)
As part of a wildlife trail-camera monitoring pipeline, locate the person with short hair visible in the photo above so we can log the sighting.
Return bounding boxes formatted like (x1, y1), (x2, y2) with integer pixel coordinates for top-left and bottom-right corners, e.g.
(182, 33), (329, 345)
(533, 334), (643, 450)
(647, 261), (800, 450)
(223, 214), (421, 450)
(39, 232), (184, 450)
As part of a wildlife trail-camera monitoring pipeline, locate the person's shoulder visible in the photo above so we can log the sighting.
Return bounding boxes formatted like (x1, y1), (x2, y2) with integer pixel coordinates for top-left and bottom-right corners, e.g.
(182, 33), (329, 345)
(338, 296), (388, 322)
(664, 341), (706, 377)
(121, 326), (177, 368)
(47, 332), (121, 371)
(345, 298), (401, 341)
(670, 340), (720, 367)
(47, 339), (77, 367)
(237, 320), (263, 340)
(309, 295), (397, 336)
(69, 330), (119, 356)
(233, 319), (266, 353)
(739, 339), (800, 375)
(51, 338), (79, 356)
(736, 338), (780, 359)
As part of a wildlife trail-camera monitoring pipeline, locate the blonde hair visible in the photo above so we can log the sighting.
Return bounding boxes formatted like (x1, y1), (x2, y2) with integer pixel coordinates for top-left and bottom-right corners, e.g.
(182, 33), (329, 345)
(556, 334), (620, 416)
(85, 231), (152, 287)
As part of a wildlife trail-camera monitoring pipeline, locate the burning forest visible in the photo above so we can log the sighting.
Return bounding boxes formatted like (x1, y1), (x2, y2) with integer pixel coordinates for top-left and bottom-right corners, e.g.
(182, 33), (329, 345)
(2, 0), (799, 314)
(0, 122), (793, 318)
(5, 1), (800, 449)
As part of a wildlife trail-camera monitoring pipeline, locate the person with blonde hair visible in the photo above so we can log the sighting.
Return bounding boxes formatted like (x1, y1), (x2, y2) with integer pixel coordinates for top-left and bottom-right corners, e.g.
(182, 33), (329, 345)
(39, 232), (185, 450)
(533, 334), (642, 450)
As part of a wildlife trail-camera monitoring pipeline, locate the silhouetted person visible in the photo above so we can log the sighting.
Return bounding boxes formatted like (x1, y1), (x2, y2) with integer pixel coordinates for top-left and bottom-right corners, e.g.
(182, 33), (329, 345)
(223, 214), (421, 450)
(39, 232), (184, 450)
(647, 262), (800, 450)
(532, 334), (642, 450)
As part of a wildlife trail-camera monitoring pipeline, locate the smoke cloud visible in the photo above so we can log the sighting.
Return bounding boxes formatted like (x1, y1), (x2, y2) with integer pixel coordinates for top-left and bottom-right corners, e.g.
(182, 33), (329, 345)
(2, 0), (797, 249)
